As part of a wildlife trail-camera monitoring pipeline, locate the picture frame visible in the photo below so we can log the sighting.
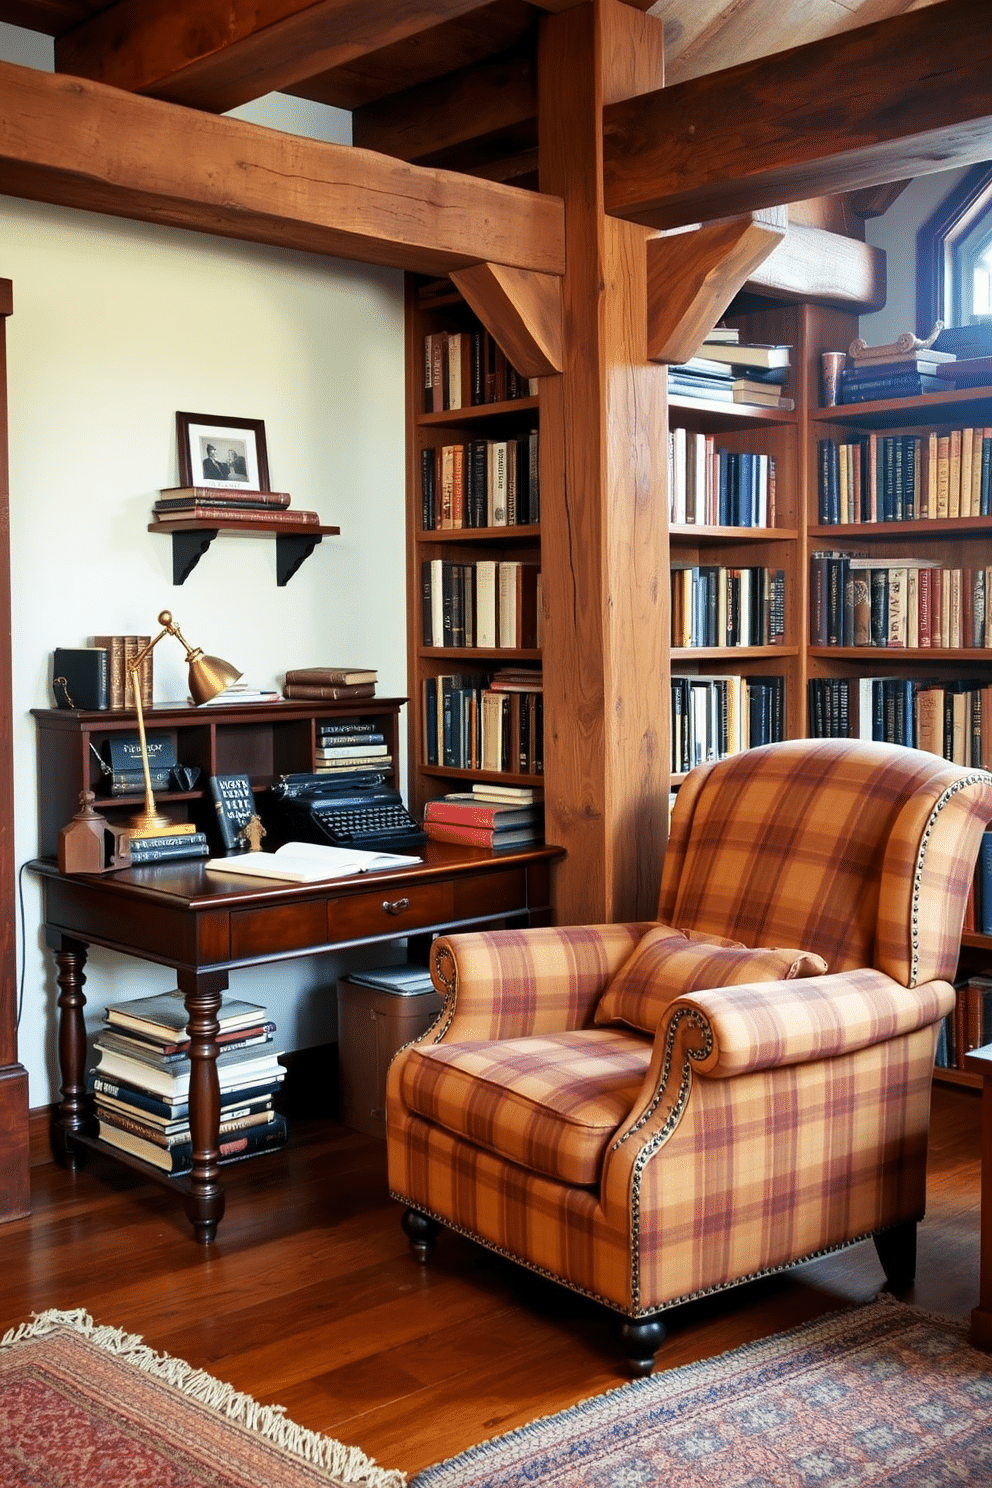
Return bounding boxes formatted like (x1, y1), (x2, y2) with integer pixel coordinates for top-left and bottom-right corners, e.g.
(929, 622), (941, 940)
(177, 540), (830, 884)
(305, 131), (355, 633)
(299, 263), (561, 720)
(176, 412), (270, 492)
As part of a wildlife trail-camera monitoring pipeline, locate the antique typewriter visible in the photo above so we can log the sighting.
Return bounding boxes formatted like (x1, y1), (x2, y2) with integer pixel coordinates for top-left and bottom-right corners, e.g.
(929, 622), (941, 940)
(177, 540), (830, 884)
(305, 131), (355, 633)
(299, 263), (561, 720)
(269, 773), (427, 853)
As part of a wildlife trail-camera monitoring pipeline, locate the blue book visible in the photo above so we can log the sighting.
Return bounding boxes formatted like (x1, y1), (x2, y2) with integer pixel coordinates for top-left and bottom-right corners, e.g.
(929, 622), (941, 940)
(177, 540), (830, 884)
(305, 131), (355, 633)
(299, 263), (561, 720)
(979, 830), (992, 935)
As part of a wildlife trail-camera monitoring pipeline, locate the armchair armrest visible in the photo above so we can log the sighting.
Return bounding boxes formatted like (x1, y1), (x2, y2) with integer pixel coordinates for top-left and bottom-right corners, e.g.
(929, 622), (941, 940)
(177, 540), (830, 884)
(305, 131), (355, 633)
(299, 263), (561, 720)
(671, 966), (955, 1078)
(428, 923), (653, 1042)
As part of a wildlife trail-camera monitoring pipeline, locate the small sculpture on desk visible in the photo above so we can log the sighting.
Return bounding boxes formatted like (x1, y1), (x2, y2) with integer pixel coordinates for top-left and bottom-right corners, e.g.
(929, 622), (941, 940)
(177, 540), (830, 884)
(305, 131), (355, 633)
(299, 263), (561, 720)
(58, 792), (132, 875)
(239, 814), (267, 853)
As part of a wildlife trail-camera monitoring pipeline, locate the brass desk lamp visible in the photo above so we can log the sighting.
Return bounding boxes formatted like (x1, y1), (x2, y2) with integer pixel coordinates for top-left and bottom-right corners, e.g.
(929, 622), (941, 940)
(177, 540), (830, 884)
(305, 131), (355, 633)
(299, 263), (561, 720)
(128, 610), (241, 838)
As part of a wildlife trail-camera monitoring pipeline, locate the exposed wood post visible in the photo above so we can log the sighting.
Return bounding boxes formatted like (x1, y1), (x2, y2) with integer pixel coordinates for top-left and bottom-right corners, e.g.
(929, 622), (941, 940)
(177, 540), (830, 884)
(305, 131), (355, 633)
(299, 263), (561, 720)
(538, 0), (668, 925)
(0, 280), (30, 1222)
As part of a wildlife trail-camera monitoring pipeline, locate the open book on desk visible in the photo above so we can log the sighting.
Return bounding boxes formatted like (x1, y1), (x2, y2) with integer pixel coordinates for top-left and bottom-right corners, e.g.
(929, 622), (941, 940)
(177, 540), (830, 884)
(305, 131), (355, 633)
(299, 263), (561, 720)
(204, 840), (422, 882)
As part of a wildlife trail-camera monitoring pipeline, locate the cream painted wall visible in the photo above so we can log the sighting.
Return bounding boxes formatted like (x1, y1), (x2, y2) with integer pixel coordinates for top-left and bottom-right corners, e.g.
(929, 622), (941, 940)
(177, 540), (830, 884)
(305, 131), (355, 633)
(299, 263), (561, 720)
(0, 24), (410, 1107)
(860, 168), (968, 344)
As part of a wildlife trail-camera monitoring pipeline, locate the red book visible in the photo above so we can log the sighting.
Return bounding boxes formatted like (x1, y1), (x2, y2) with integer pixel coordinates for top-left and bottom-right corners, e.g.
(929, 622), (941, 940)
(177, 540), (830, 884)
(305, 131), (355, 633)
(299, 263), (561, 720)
(423, 819), (542, 849)
(154, 507), (320, 526)
(424, 798), (542, 829)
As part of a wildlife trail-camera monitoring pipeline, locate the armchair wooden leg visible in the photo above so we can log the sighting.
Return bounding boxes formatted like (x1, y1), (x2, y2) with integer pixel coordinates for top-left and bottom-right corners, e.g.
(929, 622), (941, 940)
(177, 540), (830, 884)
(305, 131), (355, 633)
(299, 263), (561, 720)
(619, 1315), (666, 1376)
(873, 1218), (917, 1292)
(402, 1207), (441, 1262)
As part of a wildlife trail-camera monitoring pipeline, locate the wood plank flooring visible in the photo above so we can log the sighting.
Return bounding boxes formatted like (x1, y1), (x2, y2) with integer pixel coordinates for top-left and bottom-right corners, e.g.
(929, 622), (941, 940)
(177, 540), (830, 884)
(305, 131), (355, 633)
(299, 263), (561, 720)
(0, 1081), (982, 1479)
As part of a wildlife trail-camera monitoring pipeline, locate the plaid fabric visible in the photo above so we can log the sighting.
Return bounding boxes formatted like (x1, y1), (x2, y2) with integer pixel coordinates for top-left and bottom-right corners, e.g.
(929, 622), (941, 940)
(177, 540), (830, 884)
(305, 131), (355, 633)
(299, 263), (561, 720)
(426, 924), (652, 1043)
(594, 924), (827, 1035)
(658, 739), (992, 984)
(388, 1022), (938, 1315)
(387, 739), (986, 1321)
(398, 1029), (652, 1186)
(669, 967), (955, 1078)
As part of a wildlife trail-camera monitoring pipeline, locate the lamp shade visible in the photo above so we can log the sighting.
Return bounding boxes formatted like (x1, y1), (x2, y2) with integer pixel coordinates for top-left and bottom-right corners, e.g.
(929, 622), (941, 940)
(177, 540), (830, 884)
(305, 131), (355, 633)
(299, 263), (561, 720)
(187, 650), (242, 705)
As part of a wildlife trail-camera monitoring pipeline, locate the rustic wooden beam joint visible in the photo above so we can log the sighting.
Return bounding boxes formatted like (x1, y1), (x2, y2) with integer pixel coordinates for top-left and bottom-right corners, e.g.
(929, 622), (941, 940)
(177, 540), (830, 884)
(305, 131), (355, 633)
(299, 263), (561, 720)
(646, 209), (786, 364)
(450, 262), (563, 377)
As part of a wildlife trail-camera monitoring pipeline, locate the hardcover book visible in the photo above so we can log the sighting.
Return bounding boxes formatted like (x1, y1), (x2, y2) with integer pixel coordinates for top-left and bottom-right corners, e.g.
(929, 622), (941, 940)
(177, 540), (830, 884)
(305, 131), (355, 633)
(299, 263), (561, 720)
(52, 647), (109, 711)
(209, 773), (257, 853)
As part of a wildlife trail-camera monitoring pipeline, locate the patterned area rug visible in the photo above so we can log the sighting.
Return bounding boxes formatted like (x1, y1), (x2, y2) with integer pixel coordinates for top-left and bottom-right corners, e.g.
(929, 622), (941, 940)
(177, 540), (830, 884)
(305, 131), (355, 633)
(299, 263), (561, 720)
(0, 1308), (405, 1487)
(412, 1296), (992, 1487)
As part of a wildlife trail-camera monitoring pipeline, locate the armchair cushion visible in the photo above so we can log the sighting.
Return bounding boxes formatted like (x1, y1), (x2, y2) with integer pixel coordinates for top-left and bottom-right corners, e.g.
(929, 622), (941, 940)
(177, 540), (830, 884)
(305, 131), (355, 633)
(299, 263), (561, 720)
(397, 1027), (652, 1186)
(593, 923), (828, 1036)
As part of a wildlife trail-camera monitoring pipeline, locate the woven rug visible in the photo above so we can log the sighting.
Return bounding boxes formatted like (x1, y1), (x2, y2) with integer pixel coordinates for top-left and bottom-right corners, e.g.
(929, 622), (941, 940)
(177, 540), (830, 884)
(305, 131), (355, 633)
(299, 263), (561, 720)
(412, 1296), (992, 1487)
(0, 1308), (404, 1487)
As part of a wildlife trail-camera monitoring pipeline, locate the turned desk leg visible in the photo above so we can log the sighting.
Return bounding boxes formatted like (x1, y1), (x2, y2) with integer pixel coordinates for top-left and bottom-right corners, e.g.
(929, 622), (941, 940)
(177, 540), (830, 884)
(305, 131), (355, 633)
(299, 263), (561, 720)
(180, 969), (227, 1245)
(51, 935), (89, 1169)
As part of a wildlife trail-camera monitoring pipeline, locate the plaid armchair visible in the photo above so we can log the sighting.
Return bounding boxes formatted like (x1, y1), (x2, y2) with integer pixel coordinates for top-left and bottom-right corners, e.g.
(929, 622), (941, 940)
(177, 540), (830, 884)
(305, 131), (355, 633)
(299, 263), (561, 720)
(386, 740), (992, 1373)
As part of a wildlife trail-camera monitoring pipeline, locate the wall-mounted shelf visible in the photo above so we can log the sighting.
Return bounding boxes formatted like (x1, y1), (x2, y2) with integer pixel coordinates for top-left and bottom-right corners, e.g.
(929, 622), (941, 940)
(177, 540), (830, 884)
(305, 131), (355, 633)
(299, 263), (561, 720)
(148, 518), (340, 585)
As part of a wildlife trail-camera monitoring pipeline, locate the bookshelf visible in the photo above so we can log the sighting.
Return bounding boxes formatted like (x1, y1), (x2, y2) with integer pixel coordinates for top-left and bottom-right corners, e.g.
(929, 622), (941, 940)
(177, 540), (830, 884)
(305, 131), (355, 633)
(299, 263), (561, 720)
(405, 278), (543, 819)
(31, 698), (405, 859)
(805, 371), (992, 1090)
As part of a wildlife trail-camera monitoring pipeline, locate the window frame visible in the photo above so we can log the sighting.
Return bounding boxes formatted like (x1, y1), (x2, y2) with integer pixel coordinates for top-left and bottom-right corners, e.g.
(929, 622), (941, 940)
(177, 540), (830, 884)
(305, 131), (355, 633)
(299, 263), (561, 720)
(917, 162), (992, 333)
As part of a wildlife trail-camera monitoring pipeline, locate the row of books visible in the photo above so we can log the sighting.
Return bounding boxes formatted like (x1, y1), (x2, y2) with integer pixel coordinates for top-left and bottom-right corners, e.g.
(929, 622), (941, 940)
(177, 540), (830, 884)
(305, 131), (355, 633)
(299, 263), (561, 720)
(423, 786), (544, 851)
(151, 484), (321, 529)
(421, 559), (541, 651)
(810, 552), (992, 650)
(89, 990), (287, 1176)
(423, 327), (538, 413)
(671, 674), (785, 774)
(671, 566), (786, 650)
(972, 833), (992, 937)
(422, 670), (543, 775)
(816, 428), (992, 525)
(421, 434), (540, 531)
(314, 717), (391, 777)
(90, 635), (153, 711)
(668, 433), (778, 528)
(935, 977), (992, 1070)
(807, 676), (992, 767)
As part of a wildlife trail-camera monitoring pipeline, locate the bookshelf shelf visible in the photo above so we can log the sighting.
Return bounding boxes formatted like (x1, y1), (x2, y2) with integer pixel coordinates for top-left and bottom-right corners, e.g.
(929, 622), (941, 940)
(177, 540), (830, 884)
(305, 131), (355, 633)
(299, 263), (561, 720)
(417, 524), (541, 544)
(417, 396), (539, 428)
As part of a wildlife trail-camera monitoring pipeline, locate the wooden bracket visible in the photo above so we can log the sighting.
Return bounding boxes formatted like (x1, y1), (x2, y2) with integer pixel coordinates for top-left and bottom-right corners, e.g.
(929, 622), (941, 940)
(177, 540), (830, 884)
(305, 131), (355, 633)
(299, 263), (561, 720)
(150, 521), (336, 585)
(646, 208), (786, 364)
(274, 531), (323, 586)
(450, 261), (563, 378)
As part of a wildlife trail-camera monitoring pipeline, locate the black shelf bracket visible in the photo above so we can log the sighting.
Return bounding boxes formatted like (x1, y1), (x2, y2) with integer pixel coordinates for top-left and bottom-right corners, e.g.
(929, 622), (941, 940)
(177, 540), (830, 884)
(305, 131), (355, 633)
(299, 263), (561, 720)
(170, 528), (218, 585)
(275, 531), (323, 586)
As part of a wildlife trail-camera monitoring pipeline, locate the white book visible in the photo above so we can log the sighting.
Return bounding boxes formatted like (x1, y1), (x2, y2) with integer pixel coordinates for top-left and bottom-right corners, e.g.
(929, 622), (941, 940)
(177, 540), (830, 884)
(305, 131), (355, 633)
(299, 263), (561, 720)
(205, 840), (421, 883)
(475, 560), (498, 649)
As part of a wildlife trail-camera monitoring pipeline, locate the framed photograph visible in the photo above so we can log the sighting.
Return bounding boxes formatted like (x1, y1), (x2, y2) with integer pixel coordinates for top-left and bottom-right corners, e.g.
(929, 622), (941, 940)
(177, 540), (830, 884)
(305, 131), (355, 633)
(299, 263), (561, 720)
(176, 412), (270, 492)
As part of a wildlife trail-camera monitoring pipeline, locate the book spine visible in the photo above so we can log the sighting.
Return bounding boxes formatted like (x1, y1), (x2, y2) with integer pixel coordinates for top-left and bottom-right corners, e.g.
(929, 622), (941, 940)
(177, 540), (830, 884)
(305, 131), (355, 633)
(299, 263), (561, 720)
(108, 768), (174, 796)
(154, 507), (320, 526)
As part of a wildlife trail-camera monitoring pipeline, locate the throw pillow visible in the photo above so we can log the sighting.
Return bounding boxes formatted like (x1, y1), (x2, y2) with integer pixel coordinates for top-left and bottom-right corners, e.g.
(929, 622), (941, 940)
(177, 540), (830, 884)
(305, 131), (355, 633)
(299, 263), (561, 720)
(593, 923), (828, 1036)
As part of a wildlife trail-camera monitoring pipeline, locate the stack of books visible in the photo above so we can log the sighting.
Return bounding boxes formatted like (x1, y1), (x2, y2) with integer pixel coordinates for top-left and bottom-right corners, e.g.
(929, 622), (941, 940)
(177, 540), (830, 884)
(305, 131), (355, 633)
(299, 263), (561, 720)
(315, 717), (392, 777)
(667, 354), (735, 402)
(423, 784), (544, 850)
(89, 991), (287, 1176)
(152, 486), (321, 528)
(840, 340), (956, 404)
(697, 329), (794, 409)
(283, 667), (377, 702)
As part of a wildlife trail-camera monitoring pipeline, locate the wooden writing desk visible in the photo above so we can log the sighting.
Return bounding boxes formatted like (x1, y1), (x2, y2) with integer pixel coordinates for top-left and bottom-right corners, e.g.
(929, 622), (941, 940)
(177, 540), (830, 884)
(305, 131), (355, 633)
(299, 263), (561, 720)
(33, 840), (562, 1243)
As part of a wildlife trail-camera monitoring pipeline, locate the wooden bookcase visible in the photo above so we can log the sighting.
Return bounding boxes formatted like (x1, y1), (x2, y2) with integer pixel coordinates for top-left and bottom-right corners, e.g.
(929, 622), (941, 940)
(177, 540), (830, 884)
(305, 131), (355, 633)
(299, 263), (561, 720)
(31, 697), (405, 859)
(404, 277), (543, 820)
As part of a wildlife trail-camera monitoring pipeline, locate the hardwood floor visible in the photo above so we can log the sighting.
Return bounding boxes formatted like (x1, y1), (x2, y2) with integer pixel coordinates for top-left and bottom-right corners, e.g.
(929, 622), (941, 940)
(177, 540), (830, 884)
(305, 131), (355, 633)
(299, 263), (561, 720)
(0, 1081), (982, 1479)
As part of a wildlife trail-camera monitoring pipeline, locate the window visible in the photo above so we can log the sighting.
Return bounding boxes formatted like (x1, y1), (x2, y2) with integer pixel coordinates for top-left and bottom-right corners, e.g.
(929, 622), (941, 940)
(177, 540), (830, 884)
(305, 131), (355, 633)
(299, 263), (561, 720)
(917, 162), (992, 332)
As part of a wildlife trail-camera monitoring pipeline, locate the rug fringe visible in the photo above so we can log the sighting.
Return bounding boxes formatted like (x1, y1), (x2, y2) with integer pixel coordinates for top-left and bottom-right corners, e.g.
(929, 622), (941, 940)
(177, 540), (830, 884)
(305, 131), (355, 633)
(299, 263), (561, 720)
(1, 1308), (406, 1488)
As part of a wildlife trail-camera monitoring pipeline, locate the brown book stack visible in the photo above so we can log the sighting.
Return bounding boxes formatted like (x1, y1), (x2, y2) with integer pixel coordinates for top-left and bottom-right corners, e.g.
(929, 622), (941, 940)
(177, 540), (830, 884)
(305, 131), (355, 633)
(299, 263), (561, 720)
(283, 667), (377, 701)
(151, 487), (320, 527)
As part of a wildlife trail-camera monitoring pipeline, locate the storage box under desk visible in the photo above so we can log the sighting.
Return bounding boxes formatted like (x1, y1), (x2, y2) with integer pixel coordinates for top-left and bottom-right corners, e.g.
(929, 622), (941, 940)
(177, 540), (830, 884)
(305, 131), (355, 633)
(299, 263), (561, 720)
(337, 972), (442, 1139)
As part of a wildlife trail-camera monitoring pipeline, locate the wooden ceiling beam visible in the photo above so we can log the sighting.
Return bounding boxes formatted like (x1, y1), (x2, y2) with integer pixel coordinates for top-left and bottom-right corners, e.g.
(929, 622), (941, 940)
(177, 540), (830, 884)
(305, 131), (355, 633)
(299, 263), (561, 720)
(54, 0), (513, 113)
(0, 60), (565, 278)
(353, 46), (536, 164)
(603, 0), (992, 230)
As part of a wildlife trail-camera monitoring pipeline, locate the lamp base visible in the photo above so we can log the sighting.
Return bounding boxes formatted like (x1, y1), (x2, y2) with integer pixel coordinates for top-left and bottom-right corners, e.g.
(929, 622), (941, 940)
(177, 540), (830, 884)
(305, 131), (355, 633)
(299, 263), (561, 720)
(129, 818), (198, 840)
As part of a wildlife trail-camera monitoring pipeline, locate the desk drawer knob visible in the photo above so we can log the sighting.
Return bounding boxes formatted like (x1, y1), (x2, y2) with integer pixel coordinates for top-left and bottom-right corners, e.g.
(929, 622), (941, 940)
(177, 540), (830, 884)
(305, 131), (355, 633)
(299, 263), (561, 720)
(383, 897), (410, 916)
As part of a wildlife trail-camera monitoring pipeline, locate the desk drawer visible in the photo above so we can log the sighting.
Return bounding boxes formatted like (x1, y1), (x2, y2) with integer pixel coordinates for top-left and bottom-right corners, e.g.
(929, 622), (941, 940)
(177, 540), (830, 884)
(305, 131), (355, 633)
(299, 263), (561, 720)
(230, 899), (328, 960)
(326, 881), (454, 941)
(453, 867), (527, 919)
